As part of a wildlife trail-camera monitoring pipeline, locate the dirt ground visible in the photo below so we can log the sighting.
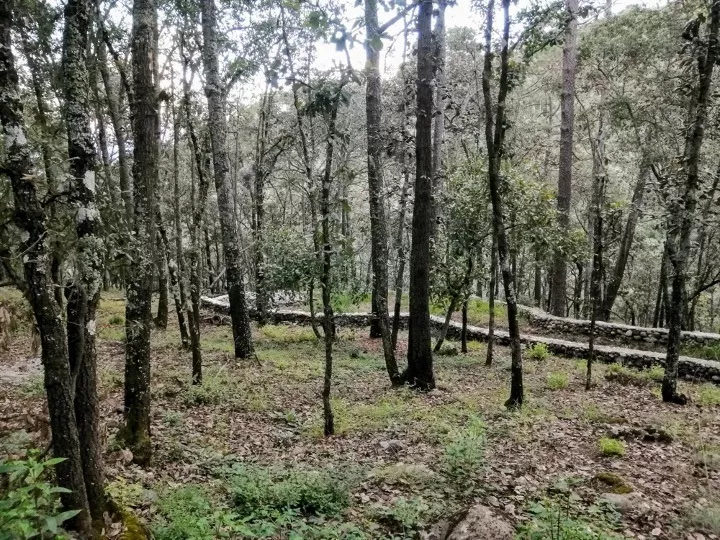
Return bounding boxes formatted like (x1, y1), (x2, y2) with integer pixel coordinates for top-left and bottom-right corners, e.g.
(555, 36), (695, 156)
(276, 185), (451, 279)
(1, 291), (719, 539)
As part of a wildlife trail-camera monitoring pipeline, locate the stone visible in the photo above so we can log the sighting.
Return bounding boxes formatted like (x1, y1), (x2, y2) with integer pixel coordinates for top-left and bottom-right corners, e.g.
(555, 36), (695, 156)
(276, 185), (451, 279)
(600, 492), (645, 515)
(380, 439), (405, 453)
(426, 505), (514, 540)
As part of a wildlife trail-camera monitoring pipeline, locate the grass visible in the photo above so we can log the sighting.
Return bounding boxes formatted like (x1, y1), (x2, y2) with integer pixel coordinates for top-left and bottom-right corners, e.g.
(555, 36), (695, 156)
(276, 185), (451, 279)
(683, 342), (720, 362)
(547, 371), (570, 390)
(686, 501), (720, 534)
(598, 437), (626, 457)
(696, 383), (720, 406)
(604, 363), (664, 387)
(527, 342), (550, 361)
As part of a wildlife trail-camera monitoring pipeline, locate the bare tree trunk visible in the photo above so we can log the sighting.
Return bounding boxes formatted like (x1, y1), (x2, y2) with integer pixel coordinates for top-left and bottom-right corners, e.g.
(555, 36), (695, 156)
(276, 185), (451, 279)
(201, 0), (254, 359)
(663, 2), (719, 403)
(549, 0), (578, 317)
(483, 0), (524, 408)
(405, 0), (435, 390)
(62, 0), (108, 520)
(461, 298), (469, 353)
(365, 0), (399, 384)
(486, 236), (497, 367)
(0, 5), (92, 531)
(122, 0), (159, 465)
(154, 237), (169, 329)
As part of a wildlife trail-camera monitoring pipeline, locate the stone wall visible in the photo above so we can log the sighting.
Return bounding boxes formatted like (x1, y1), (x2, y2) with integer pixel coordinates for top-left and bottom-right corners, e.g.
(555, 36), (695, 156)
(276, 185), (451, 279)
(201, 295), (720, 385)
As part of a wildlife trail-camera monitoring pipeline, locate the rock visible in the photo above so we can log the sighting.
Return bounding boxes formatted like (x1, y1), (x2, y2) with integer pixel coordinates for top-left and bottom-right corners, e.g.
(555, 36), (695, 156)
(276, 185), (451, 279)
(379, 439), (405, 453)
(426, 505), (514, 540)
(599, 492), (645, 515)
(594, 471), (633, 494)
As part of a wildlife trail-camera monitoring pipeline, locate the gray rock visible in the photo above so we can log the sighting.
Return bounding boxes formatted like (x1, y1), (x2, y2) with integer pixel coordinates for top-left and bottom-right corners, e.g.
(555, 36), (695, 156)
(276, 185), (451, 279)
(427, 505), (514, 540)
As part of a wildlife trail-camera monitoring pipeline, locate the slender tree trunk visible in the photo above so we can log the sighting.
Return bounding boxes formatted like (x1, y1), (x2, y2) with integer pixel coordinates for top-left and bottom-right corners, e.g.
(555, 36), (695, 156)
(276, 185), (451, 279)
(122, 0), (159, 465)
(461, 298), (469, 353)
(0, 5), (92, 531)
(365, 0), (399, 384)
(405, 0), (435, 390)
(549, 0), (579, 317)
(201, 0), (254, 358)
(601, 164), (649, 319)
(483, 0), (524, 407)
(62, 0), (108, 521)
(486, 236), (497, 367)
(157, 204), (188, 345)
(663, 2), (719, 403)
(533, 248), (542, 307)
(432, 0), (447, 197)
(154, 237), (169, 329)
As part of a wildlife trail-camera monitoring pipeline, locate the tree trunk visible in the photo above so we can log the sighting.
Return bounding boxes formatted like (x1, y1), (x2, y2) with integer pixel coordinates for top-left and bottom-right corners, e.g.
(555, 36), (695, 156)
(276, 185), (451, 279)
(62, 0), (108, 521)
(483, 0), (524, 408)
(533, 248), (542, 308)
(461, 298), (469, 353)
(0, 5), (92, 531)
(405, 0), (435, 390)
(365, 0), (399, 384)
(201, 0), (254, 359)
(549, 0), (579, 317)
(157, 205), (189, 345)
(122, 0), (159, 465)
(663, 2), (719, 403)
(486, 236), (497, 367)
(431, 0), (447, 234)
(154, 237), (169, 329)
(601, 164), (649, 320)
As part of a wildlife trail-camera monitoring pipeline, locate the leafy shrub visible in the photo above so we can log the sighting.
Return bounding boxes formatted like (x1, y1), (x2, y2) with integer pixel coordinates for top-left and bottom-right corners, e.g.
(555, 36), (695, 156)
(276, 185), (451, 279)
(108, 315), (124, 326)
(527, 343), (550, 361)
(518, 497), (625, 539)
(222, 463), (352, 517)
(697, 383), (720, 406)
(181, 369), (231, 406)
(442, 416), (486, 479)
(547, 372), (570, 390)
(373, 496), (431, 537)
(0, 454), (81, 539)
(598, 438), (626, 457)
(604, 363), (662, 387)
(261, 324), (317, 344)
(152, 485), (224, 540)
(437, 342), (459, 356)
(105, 477), (145, 508)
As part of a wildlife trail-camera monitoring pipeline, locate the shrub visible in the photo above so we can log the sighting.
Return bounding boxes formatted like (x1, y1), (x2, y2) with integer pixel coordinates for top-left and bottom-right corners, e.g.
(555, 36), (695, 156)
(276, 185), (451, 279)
(437, 342), (459, 356)
(373, 496), (431, 537)
(106, 477), (145, 508)
(0, 454), (81, 539)
(547, 372), (570, 390)
(108, 315), (124, 326)
(152, 485), (222, 540)
(223, 463), (353, 517)
(442, 416), (486, 479)
(697, 383), (720, 406)
(517, 497), (625, 539)
(527, 343), (550, 361)
(604, 363), (662, 387)
(686, 501), (720, 534)
(261, 324), (317, 344)
(598, 438), (626, 457)
(181, 369), (231, 406)
(593, 472), (633, 494)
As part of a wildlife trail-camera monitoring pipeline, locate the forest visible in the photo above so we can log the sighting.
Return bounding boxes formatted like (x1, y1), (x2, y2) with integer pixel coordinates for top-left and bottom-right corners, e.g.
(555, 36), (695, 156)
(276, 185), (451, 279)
(1, 0), (720, 537)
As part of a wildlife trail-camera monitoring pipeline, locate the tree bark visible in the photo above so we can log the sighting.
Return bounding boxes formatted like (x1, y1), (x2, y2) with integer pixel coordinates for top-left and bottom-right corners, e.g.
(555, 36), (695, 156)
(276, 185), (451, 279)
(405, 0), (436, 390)
(549, 0), (579, 317)
(483, 0), (524, 408)
(486, 235), (497, 367)
(0, 3), (92, 531)
(365, 0), (400, 384)
(201, 0), (254, 359)
(122, 0), (159, 465)
(663, 2), (719, 403)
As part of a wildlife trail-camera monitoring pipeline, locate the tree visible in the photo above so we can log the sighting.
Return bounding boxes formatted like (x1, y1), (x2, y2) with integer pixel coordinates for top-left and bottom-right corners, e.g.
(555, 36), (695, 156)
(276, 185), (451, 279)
(201, 0), (254, 359)
(482, 0), (524, 408)
(405, 0), (435, 390)
(549, 0), (578, 317)
(365, 0), (400, 385)
(121, 0), (159, 465)
(0, 0), (92, 531)
(61, 0), (107, 518)
(662, 0), (720, 403)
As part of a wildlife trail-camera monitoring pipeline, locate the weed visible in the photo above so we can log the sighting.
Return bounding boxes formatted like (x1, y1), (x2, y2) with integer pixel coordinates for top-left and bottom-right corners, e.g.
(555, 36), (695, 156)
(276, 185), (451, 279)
(106, 477), (145, 508)
(518, 496), (625, 539)
(221, 463), (354, 517)
(683, 342), (720, 362)
(108, 315), (124, 326)
(442, 416), (486, 479)
(686, 501), (720, 534)
(598, 438), (626, 457)
(152, 485), (223, 540)
(604, 363), (663, 387)
(181, 369), (231, 406)
(369, 463), (438, 487)
(18, 375), (45, 397)
(163, 411), (184, 428)
(437, 342), (460, 356)
(528, 343), (550, 361)
(696, 383), (720, 406)
(373, 496), (431, 537)
(262, 324), (317, 344)
(547, 371), (570, 390)
(593, 472), (633, 494)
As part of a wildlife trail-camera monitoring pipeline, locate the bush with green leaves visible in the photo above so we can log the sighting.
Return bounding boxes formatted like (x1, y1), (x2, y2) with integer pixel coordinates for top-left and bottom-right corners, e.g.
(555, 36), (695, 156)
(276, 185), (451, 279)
(604, 363), (663, 387)
(0, 454), (81, 539)
(527, 343), (550, 361)
(517, 496), (626, 539)
(442, 416), (486, 479)
(373, 496), (432, 538)
(598, 438), (626, 457)
(547, 371), (570, 390)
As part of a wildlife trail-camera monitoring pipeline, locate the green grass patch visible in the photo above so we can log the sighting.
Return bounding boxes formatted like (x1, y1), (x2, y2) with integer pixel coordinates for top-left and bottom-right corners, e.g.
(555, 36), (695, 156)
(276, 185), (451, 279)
(261, 324), (317, 344)
(442, 416), (486, 479)
(696, 383), (720, 406)
(604, 363), (663, 387)
(527, 342), (550, 361)
(547, 371), (570, 390)
(598, 438), (626, 457)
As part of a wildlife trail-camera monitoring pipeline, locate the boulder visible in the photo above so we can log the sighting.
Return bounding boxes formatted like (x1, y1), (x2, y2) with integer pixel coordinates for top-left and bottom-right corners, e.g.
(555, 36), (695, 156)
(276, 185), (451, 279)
(425, 505), (514, 540)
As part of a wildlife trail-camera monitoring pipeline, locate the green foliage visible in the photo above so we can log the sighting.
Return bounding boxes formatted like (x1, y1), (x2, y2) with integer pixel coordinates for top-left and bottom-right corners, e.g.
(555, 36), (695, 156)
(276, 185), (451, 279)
(696, 383), (720, 406)
(598, 438), (626, 457)
(0, 454), (81, 540)
(604, 363), (662, 387)
(518, 496), (626, 539)
(684, 342), (720, 362)
(372, 497), (432, 538)
(261, 324), (317, 343)
(547, 372), (570, 390)
(442, 417), (486, 479)
(181, 369), (231, 406)
(105, 477), (145, 508)
(108, 314), (124, 326)
(221, 463), (353, 517)
(152, 485), (224, 540)
(527, 342), (550, 361)
(686, 501), (720, 534)
(262, 227), (317, 295)
(593, 472), (633, 494)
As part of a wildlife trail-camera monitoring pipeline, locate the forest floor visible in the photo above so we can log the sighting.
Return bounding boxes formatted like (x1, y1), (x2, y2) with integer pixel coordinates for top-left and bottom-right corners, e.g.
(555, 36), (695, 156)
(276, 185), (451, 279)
(1, 289), (720, 539)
